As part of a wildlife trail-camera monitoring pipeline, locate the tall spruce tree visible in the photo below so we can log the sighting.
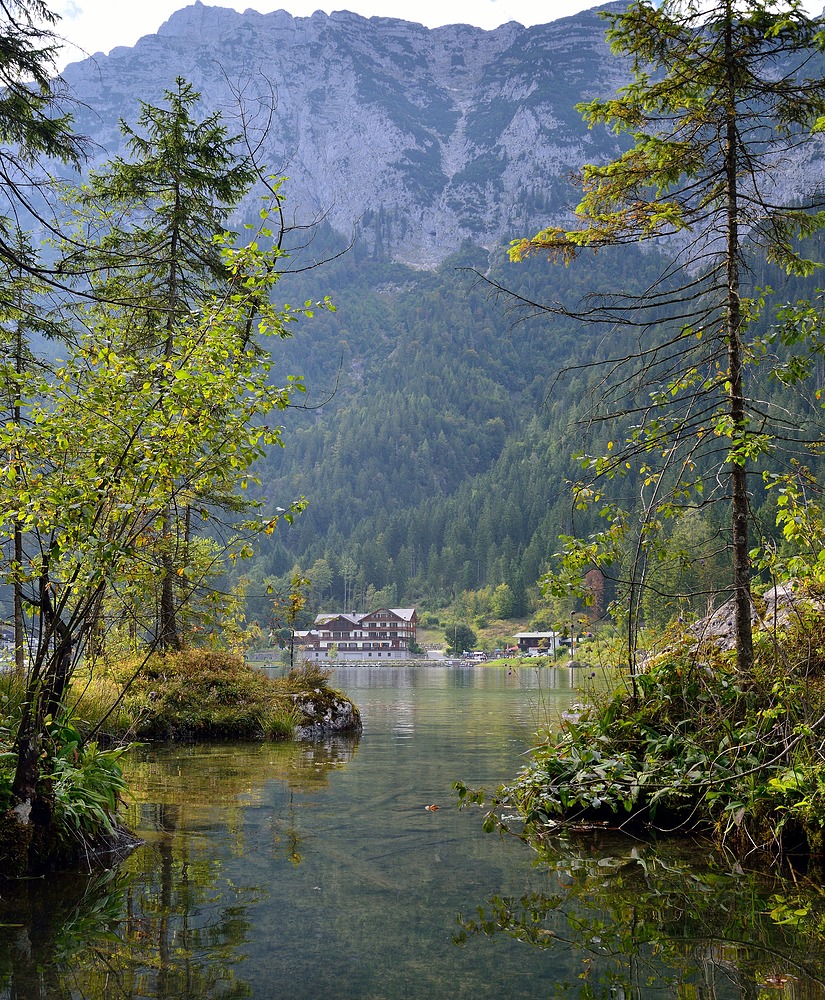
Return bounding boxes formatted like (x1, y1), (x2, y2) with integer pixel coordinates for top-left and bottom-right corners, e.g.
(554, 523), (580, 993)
(0, 2), (84, 273)
(68, 78), (257, 650)
(511, 0), (825, 675)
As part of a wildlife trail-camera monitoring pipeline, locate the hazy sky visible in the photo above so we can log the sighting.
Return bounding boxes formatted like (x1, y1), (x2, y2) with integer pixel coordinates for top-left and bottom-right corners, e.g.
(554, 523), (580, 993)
(53, 0), (599, 68)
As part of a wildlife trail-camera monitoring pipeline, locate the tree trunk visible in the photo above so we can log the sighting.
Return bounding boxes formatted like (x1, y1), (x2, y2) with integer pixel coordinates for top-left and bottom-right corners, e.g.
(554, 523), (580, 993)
(13, 316), (25, 676)
(159, 509), (180, 650)
(9, 577), (73, 873)
(724, 3), (754, 675)
(11, 696), (41, 806)
(44, 617), (72, 722)
(13, 524), (24, 675)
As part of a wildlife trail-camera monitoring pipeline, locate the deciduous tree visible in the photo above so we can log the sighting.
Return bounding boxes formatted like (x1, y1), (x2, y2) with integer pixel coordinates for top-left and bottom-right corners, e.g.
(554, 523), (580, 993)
(1, 215), (319, 854)
(446, 622), (477, 655)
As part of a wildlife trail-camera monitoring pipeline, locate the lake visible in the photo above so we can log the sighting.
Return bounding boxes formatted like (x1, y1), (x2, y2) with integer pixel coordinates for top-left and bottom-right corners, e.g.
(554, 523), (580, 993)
(1, 663), (824, 998)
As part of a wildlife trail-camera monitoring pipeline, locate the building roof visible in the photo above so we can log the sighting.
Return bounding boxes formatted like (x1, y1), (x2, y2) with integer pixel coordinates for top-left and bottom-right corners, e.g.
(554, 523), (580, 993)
(315, 613), (362, 627)
(389, 608), (417, 621)
(314, 608), (417, 626)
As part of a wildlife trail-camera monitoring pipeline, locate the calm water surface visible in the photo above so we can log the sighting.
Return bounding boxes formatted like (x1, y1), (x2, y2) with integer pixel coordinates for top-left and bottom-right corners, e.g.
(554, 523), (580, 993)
(124, 664), (582, 1000)
(2, 664), (825, 998)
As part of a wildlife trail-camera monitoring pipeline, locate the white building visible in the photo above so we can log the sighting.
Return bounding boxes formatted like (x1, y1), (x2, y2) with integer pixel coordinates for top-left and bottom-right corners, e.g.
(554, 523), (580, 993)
(298, 608), (419, 662)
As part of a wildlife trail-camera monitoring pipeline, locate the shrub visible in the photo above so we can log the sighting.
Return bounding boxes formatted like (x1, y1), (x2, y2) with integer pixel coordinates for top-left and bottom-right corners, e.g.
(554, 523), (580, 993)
(459, 613), (825, 861)
(282, 663), (332, 692)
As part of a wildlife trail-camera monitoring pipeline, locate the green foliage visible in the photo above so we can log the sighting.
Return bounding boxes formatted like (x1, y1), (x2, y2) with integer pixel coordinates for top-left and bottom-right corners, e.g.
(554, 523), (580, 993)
(464, 610), (825, 858)
(241, 238), (641, 616)
(65, 652), (353, 745)
(49, 725), (130, 842)
(0, 68), (334, 872)
(490, 583), (514, 619)
(755, 464), (825, 585)
(0, 18), (354, 869)
(105, 650), (286, 739)
(242, 231), (825, 630)
(513, 0), (825, 265)
(446, 622), (477, 655)
(0, 713), (131, 858)
(0, 224), (312, 642)
(0, 2), (85, 268)
(640, 510), (729, 628)
(283, 662), (333, 692)
(54, 78), (324, 653)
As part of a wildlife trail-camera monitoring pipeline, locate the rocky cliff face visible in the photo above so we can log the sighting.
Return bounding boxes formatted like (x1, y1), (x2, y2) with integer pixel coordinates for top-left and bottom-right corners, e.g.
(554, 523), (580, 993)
(60, 1), (628, 267)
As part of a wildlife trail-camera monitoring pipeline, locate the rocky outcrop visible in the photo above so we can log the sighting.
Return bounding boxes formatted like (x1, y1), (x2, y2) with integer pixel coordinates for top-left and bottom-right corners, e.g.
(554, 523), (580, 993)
(687, 581), (825, 653)
(54, 2), (825, 269)
(58, 2), (625, 268)
(292, 689), (362, 738)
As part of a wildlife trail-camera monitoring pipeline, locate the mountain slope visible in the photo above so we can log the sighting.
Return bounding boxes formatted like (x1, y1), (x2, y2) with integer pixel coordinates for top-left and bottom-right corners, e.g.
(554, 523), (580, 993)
(61, 1), (630, 268)
(55, 3), (825, 617)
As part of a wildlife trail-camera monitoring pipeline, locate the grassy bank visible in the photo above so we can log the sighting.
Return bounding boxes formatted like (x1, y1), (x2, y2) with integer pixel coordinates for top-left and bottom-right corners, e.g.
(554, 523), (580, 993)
(458, 597), (825, 863)
(65, 650), (360, 742)
(0, 652), (359, 876)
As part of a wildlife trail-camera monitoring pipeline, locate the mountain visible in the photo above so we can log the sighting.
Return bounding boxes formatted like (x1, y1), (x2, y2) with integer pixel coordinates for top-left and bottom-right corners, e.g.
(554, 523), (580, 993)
(61, 1), (631, 268)
(55, 3), (825, 620)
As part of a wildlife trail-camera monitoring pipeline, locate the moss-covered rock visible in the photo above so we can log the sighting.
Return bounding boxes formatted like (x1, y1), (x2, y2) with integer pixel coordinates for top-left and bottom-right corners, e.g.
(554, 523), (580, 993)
(293, 690), (362, 737)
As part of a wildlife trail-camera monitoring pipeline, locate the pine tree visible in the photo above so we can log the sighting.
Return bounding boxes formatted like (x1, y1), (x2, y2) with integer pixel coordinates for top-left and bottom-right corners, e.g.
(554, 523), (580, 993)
(66, 78), (257, 649)
(0, 2), (84, 274)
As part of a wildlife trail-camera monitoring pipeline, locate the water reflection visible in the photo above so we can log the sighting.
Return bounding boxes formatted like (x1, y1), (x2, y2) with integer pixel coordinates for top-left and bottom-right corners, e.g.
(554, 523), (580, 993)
(3, 666), (825, 999)
(0, 738), (362, 1000)
(0, 867), (130, 999)
(457, 828), (825, 998)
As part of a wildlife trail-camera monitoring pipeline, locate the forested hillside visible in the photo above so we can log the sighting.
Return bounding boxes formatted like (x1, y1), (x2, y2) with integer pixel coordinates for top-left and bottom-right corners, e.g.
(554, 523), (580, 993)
(241, 226), (825, 620)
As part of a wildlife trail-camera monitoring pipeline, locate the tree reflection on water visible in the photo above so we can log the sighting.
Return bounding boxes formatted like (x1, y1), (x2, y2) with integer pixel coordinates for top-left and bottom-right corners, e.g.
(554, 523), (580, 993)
(456, 830), (825, 998)
(5, 730), (825, 999)
(0, 736), (360, 1000)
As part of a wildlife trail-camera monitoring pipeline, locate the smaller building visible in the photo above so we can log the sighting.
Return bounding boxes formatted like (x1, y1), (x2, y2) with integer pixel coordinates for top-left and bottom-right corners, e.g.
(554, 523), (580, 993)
(513, 631), (562, 656)
(298, 608), (418, 662)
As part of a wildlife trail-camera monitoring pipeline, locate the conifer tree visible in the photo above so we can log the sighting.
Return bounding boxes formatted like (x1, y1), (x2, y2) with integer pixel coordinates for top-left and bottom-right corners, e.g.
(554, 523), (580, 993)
(0, 2), (84, 272)
(511, 0), (825, 674)
(66, 78), (258, 650)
